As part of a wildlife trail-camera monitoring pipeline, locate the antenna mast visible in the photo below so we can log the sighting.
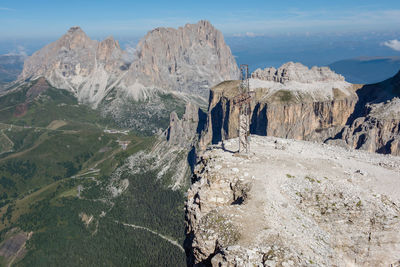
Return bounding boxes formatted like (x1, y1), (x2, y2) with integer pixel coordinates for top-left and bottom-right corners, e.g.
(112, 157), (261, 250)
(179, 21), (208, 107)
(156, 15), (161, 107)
(233, 64), (253, 154)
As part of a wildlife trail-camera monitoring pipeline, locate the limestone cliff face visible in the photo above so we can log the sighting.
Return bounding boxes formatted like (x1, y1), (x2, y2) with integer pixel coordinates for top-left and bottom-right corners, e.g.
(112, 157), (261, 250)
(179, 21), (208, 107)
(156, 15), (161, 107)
(20, 21), (239, 106)
(164, 102), (207, 177)
(201, 63), (400, 156)
(166, 102), (206, 148)
(340, 115), (400, 156)
(200, 64), (359, 148)
(334, 72), (400, 156)
(122, 20), (239, 99)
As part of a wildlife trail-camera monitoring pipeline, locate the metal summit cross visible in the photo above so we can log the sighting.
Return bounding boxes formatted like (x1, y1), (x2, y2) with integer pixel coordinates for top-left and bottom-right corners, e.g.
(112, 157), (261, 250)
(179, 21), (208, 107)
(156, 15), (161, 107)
(233, 64), (254, 154)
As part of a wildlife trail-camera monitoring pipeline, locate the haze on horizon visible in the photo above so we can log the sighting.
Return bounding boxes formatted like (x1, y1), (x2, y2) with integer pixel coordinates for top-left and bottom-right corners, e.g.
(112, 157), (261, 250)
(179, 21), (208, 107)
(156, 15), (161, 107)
(1, 0), (400, 69)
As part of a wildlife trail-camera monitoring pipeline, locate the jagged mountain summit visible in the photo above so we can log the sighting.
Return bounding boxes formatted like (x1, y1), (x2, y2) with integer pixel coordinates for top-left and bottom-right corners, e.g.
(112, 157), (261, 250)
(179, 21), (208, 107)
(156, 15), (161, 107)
(250, 62), (352, 101)
(121, 20), (239, 99)
(20, 26), (125, 107)
(252, 62), (346, 84)
(19, 21), (239, 107)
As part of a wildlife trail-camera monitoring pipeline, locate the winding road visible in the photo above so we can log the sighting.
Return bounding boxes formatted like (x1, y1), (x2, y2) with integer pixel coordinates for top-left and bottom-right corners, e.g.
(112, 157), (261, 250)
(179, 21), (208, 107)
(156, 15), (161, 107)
(115, 220), (185, 253)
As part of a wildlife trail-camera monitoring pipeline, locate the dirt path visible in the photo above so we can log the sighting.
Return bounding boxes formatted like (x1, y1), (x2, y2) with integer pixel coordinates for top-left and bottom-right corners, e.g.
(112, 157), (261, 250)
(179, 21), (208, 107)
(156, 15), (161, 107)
(0, 130), (14, 154)
(115, 221), (184, 253)
(0, 123), (80, 162)
(0, 122), (78, 133)
(193, 136), (400, 266)
(6, 232), (32, 267)
(0, 134), (48, 162)
(0, 130), (14, 147)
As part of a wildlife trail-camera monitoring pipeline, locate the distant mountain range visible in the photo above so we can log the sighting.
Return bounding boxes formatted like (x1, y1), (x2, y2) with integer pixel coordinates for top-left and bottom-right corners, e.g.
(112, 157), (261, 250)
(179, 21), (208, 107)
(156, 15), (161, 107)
(329, 56), (400, 84)
(18, 21), (238, 107)
(3, 54), (400, 90)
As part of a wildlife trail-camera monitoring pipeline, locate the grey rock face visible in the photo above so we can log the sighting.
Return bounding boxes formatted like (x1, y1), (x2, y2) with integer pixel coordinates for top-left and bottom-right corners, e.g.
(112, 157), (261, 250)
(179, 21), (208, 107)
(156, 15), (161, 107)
(201, 65), (400, 156)
(19, 21), (239, 106)
(122, 20), (239, 100)
(20, 27), (125, 107)
(252, 62), (345, 83)
(335, 71), (400, 156)
(166, 102), (204, 148)
(339, 98), (400, 156)
(199, 70), (359, 150)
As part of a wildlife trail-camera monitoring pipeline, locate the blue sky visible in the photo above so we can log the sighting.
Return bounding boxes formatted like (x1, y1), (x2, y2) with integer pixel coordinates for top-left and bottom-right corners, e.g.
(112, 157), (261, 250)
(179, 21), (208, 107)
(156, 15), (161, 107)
(1, 0), (400, 39)
(1, 0), (400, 68)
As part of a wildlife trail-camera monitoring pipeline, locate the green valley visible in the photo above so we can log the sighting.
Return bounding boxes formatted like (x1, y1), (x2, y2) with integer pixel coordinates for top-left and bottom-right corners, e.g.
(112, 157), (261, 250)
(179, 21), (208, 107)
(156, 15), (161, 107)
(0, 79), (187, 266)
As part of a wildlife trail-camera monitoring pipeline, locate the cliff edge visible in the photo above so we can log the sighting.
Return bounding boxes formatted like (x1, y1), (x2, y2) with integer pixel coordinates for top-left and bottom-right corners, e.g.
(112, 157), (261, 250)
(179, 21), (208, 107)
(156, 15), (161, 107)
(186, 136), (400, 266)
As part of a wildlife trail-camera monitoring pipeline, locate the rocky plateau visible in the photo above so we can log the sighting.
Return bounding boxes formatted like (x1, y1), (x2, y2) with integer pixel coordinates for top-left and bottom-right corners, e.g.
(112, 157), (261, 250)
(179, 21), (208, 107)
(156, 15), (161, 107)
(200, 63), (400, 156)
(185, 136), (400, 266)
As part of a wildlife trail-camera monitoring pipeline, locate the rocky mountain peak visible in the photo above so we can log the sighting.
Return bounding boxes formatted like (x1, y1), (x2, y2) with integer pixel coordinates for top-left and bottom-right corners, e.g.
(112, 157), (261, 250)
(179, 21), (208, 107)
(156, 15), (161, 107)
(190, 19), (212, 28)
(166, 102), (204, 148)
(68, 26), (83, 33)
(19, 21), (239, 105)
(19, 26), (125, 107)
(252, 62), (345, 84)
(122, 20), (239, 100)
(97, 36), (121, 63)
(248, 62), (351, 102)
(59, 26), (95, 50)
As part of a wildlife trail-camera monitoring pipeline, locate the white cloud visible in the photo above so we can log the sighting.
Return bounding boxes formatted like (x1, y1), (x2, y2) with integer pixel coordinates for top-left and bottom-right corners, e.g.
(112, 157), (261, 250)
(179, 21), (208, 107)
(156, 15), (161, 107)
(382, 39), (400, 51)
(232, 32), (265, 38)
(6, 45), (28, 57)
(121, 42), (137, 64)
(17, 45), (27, 57)
(245, 32), (256, 37)
(0, 7), (14, 11)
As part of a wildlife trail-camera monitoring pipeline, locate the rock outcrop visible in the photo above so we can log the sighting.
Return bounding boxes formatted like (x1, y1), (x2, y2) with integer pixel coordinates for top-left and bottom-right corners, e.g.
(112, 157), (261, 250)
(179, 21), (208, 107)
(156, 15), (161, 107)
(252, 62), (346, 83)
(166, 102), (206, 148)
(186, 136), (400, 266)
(19, 21), (239, 106)
(333, 71), (400, 155)
(200, 63), (359, 148)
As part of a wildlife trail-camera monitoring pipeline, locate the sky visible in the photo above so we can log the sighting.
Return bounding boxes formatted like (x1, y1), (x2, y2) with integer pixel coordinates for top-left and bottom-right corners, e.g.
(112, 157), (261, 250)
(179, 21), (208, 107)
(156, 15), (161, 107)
(1, 0), (400, 38)
(1, 0), (400, 68)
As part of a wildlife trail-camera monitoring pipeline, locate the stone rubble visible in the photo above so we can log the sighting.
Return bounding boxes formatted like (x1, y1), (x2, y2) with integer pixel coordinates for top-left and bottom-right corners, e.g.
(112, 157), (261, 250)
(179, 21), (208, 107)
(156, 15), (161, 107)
(185, 135), (400, 266)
